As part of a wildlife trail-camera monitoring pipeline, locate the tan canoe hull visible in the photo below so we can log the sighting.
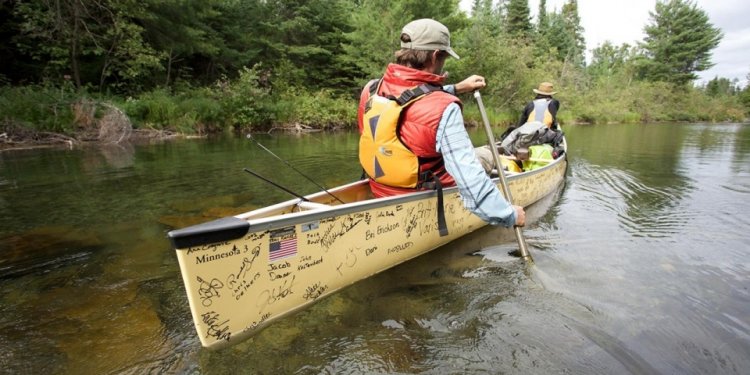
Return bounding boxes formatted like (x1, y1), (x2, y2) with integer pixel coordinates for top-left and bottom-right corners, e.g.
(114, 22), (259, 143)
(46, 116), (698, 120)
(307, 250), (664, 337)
(170, 155), (566, 349)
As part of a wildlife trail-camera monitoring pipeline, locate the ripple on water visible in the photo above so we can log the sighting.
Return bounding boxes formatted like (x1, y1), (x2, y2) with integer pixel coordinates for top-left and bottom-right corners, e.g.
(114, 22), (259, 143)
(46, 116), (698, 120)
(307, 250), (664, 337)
(573, 161), (696, 240)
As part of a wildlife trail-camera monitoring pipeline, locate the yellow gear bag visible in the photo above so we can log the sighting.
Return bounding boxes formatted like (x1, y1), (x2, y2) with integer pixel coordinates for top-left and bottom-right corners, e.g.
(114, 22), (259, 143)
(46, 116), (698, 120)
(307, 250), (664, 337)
(522, 144), (554, 171)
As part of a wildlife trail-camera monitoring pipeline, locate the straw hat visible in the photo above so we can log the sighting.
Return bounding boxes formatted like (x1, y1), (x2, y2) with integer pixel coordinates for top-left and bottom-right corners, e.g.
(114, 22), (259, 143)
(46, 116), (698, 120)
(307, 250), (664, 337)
(533, 82), (556, 96)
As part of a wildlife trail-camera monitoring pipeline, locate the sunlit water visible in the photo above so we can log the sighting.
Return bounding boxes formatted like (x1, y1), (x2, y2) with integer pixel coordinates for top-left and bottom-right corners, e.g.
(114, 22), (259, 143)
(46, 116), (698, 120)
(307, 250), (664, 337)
(1, 124), (748, 374)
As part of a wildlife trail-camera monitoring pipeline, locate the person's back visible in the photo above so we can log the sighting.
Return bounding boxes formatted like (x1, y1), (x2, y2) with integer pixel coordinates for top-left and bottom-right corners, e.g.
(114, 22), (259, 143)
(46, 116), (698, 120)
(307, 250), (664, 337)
(358, 62), (458, 197)
(356, 18), (525, 228)
(518, 82), (560, 129)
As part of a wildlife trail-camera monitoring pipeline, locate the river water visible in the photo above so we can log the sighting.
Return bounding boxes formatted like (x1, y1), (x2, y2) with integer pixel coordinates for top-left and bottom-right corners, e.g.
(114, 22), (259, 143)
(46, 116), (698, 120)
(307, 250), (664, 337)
(0, 123), (748, 374)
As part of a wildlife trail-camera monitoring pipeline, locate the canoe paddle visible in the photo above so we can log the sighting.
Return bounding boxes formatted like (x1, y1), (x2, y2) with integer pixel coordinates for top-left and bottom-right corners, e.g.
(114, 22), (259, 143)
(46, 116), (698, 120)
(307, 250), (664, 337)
(473, 91), (532, 261)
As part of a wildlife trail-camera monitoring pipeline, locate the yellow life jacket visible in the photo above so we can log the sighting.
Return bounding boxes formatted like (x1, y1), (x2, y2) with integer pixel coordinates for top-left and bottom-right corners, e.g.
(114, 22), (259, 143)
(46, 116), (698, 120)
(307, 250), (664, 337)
(526, 98), (554, 127)
(359, 81), (441, 188)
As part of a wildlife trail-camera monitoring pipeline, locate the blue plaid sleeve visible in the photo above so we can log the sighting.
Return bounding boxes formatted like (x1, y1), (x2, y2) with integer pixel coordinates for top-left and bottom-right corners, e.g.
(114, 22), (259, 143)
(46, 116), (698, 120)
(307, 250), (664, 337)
(436, 103), (516, 227)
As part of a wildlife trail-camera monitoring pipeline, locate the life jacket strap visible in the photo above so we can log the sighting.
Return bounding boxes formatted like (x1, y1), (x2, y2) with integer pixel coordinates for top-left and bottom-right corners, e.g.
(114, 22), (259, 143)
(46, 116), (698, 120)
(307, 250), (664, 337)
(367, 79), (443, 105)
(419, 171), (449, 237)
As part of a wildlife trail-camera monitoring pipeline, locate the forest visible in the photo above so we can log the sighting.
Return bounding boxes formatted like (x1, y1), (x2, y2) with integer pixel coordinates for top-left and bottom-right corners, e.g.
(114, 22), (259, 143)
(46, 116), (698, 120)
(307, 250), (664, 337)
(0, 0), (748, 143)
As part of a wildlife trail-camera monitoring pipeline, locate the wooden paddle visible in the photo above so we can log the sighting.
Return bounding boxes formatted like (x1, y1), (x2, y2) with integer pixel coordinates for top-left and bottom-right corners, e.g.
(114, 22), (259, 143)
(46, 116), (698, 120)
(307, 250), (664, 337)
(474, 91), (532, 261)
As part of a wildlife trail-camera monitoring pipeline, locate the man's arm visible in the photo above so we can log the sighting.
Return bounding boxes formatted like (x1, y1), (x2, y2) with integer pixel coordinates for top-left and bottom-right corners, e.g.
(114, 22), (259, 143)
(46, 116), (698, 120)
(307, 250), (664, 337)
(443, 75), (486, 95)
(549, 98), (561, 128)
(436, 103), (518, 227)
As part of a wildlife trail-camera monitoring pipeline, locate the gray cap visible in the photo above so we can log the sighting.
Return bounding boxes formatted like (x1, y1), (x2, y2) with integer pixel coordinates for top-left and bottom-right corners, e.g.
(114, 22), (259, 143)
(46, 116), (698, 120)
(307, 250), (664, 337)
(400, 19), (460, 59)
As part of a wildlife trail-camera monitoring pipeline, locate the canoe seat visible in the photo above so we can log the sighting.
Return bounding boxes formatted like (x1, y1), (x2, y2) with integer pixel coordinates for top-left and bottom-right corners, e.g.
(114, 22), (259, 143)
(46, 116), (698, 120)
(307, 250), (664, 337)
(297, 201), (330, 211)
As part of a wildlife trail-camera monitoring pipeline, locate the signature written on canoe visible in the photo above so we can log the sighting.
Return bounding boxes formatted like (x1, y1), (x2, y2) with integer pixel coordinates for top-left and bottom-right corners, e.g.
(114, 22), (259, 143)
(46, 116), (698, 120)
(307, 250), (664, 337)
(318, 215), (363, 251)
(201, 311), (231, 342)
(257, 275), (296, 313)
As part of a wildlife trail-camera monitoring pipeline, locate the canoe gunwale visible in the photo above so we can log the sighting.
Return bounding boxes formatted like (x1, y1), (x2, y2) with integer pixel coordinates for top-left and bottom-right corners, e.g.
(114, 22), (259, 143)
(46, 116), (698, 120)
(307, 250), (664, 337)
(167, 154), (567, 250)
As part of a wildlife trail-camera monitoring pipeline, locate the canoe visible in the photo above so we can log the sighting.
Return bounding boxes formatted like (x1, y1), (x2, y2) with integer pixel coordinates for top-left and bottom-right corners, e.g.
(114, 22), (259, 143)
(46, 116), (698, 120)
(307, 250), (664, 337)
(168, 142), (567, 349)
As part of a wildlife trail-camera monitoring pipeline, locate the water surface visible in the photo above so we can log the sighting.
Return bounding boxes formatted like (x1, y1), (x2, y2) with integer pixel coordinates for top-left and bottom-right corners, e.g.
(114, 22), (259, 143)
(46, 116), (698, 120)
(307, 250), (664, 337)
(0, 124), (748, 374)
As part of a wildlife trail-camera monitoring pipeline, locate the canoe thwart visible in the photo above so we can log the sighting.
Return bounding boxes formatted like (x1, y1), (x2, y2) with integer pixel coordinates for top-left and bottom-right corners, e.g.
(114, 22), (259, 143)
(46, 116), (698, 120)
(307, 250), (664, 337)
(169, 216), (250, 249)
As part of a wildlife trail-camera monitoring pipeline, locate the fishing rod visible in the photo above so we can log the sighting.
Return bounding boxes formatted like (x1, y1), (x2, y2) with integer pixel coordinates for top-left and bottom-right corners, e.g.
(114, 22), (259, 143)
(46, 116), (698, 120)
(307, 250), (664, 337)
(246, 134), (345, 204)
(243, 168), (310, 202)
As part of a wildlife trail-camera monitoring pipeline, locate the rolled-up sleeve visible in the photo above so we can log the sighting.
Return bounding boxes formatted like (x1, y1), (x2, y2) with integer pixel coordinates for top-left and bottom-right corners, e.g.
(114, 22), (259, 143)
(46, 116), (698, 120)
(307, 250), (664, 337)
(436, 103), (517, 227)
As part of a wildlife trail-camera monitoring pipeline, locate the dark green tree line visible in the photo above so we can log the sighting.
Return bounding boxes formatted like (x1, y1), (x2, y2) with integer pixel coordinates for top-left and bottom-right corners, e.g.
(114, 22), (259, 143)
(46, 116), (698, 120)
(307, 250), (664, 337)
(0, 0), (744, 136)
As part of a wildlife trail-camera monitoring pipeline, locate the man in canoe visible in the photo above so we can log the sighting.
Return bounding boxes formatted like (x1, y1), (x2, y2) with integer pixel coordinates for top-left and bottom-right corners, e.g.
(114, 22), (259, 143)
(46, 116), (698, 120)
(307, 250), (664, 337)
(357, 18), (525, 228)
(502, 82), (561, 140)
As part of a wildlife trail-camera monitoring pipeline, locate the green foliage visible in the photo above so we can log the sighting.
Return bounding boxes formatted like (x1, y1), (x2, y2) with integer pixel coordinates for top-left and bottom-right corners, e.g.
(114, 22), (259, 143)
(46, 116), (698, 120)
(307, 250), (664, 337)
(121, 66), (271, 133)
(341, 0), (463, 81)
(215, 66), (272, 131)
(741, 73), (750, 112)
(546, 1), (585, 66)
(703, 76), (739, 97)
(0, 0), (745, 136)
(533, 0), (552, 58)
(269, 88), (356, 129)
(0, 84), (77, 133)
(637, 0), (722, 85)
(588, 42), (637, 81)
(505, 0), (532, 40)
(12, 0), (163, 92)
(562, 79), (745, 124)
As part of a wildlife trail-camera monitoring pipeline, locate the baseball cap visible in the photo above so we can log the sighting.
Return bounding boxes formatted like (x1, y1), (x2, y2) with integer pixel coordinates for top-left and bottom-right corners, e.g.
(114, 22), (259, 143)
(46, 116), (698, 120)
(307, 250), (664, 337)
(400, 19), (460, 59)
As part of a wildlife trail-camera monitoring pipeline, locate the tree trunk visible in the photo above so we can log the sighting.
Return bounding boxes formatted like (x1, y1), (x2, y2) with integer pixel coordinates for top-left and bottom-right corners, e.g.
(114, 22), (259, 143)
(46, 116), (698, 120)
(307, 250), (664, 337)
(68, 0), (82, 88)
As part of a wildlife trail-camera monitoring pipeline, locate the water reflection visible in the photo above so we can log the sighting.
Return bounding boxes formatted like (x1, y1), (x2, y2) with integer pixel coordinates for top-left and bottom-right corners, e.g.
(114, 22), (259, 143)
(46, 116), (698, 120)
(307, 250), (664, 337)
(80, 142), (136, 172)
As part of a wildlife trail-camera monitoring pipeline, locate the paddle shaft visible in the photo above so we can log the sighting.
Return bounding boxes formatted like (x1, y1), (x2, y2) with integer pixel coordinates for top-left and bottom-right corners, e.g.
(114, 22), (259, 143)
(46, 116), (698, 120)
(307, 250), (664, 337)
(473, 91), (532, 260)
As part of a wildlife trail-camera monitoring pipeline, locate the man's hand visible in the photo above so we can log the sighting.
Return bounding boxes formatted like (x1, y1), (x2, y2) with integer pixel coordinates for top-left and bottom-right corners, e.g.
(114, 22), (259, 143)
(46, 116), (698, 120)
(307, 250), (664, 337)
(455, 75), (486, 94)
(513, 205), (526, 227)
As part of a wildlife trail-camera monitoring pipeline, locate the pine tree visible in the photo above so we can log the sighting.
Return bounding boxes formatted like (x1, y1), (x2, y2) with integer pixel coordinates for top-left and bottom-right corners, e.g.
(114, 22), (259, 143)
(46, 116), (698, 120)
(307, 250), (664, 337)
(505, 0), (531, 40)
(560, 0), (585, 66)
(537, 0), (584, 66)
(637, 0), (722, 85)
(533, 0), (552, 58)
(536, 0), (549, 33)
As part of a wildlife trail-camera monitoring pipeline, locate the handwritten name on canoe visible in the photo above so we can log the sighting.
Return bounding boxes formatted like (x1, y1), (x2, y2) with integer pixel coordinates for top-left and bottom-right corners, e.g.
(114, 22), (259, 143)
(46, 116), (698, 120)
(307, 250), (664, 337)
(320, 215), (362, 251)
(268, 260), (293, 281)
(197, 275), (224, 307)
(228, 271), (260, 301)
(226, 255), (260, 301)
(303, 281), (329, 301)
(249, 312), (272, 331)
(335, 246), (359, 276)
(257, 275), (296, 313)
(387, 241), (414, 254)
(187, 241), (231, 254)
(201, 311), (231, 342)
(297, 255), (323, 271)
(365, 222), (400, 240)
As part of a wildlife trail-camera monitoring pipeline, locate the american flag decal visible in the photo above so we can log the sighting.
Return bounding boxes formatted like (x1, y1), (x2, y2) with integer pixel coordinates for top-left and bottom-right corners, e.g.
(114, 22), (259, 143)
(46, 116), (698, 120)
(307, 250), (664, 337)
(269, 227), (297, 262)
